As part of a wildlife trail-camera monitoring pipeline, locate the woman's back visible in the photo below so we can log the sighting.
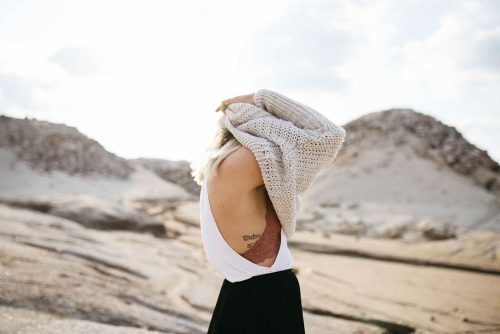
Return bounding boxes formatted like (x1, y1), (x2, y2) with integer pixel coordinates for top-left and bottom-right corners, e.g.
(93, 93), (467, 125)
(205, 146), (281, 267)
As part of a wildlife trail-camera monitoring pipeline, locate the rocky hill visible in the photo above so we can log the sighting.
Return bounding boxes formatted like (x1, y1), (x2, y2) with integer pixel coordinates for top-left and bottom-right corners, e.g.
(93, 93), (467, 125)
(299, 108), (500, 240)
(343, 108), (499, 192)
(0, 114), (134, 179)
(130, 158), (200, 195)
(0, 114), (192, 203)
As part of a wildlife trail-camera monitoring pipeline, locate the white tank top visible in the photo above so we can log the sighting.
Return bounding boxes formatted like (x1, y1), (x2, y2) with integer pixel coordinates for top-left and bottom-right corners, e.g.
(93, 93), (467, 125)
(199, 176), (295, 283)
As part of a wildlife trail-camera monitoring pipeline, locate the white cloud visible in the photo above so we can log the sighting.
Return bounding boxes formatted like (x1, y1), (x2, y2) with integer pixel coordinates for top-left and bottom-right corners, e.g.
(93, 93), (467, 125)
(49, 47), (99, 75)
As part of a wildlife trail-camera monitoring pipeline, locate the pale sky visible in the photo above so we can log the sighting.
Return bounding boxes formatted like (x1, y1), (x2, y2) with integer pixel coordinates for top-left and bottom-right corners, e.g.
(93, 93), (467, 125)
(1, 0), (499, 164)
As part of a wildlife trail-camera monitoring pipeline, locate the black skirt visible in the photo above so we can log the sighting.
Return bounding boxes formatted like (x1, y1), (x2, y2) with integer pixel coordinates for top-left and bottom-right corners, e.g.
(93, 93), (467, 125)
(207, 268), (306, 334)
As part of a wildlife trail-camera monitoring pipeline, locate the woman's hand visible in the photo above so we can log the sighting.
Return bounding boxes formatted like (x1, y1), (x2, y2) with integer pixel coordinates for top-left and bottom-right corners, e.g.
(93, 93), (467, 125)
(215, 93), (255, 113)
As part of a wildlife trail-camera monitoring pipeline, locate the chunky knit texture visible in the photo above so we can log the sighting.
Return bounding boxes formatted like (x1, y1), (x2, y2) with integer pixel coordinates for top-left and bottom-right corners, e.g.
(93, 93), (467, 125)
(218, 89), (346, 238)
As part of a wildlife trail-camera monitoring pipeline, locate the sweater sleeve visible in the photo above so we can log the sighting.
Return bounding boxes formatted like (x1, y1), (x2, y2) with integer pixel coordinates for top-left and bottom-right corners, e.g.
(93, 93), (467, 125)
(253, 89), (343, 134)
(253, 88), (346, 159)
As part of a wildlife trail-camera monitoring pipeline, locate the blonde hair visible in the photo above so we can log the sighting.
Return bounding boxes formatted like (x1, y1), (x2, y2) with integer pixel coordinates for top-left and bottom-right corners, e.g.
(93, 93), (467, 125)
(190, 126), (242, 186)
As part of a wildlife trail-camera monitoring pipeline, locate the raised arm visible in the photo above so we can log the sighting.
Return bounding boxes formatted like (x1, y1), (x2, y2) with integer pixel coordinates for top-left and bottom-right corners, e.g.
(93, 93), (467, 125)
(221, 88), (346, 176)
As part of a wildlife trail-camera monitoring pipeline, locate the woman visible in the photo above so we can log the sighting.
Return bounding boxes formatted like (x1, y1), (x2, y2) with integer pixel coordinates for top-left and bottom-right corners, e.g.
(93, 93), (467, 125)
(191, 89), (346, 333)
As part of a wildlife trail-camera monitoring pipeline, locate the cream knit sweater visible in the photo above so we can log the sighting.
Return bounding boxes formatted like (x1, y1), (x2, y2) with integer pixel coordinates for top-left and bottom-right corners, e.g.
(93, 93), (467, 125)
(218, 89), (346, 238)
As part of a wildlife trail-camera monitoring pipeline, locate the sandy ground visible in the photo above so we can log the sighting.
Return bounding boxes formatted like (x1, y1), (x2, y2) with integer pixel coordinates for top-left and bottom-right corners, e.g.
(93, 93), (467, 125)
(2, 200), (498, 333)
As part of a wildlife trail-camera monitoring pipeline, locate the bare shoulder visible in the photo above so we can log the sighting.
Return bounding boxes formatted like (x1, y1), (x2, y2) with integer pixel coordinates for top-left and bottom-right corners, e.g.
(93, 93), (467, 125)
(218, 146), (264, 192)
